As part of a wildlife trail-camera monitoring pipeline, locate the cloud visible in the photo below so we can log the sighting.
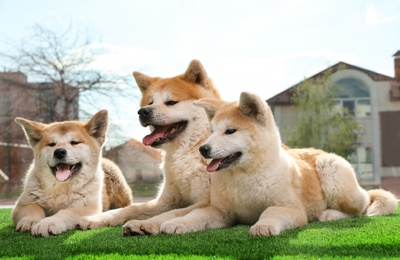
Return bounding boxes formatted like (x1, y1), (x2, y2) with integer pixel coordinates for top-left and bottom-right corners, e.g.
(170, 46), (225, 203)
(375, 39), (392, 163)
(365, 3), (395, 26)
(206, 49), (358, 102)
(86, 43), (164, 76)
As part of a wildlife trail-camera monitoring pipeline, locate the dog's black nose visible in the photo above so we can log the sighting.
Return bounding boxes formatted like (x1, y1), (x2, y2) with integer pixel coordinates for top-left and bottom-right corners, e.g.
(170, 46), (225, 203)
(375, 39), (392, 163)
(138, 107), (152, 119)
(54, 148), (67, 159)
(199, 145), (211, 158)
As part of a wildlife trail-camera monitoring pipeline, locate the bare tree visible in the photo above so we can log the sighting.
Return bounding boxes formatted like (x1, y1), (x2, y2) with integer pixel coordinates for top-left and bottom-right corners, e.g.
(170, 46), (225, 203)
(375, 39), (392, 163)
(0, 23), (129, 122)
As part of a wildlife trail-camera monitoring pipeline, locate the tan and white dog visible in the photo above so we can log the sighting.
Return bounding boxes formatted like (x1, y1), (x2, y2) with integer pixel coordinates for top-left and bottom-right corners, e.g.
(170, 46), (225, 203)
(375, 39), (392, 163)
(155, 92), (397, 236)
(79, 60), (222, 233)
(13, 110), (133, 237)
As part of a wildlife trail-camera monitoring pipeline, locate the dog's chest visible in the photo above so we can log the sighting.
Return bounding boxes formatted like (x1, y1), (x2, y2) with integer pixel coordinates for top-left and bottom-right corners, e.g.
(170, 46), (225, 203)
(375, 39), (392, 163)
(212, 172), (274, 224)
(29, 177), (91, 216)
(165, 153), (211, 204)
(31, 184), (86, 215)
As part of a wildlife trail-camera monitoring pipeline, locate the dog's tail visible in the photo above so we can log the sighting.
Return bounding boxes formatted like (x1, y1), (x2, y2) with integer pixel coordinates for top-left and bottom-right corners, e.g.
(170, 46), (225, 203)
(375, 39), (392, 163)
(365, 189), (398, 216)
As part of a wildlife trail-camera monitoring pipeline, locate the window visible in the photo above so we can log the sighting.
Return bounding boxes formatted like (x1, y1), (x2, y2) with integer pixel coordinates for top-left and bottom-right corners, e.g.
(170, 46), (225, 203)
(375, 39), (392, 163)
(334, 79), (371, 118)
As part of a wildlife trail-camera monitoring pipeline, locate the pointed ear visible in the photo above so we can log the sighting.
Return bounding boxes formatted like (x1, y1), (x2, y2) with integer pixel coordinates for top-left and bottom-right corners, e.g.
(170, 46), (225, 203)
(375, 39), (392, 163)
(133, 71), (155, 94)
(85, 110), (108, 146)
(15, 118), (47, 147)
(193, 98), (225, 121)
(183, 60), (209, 88)
(238, 92), (269, 126)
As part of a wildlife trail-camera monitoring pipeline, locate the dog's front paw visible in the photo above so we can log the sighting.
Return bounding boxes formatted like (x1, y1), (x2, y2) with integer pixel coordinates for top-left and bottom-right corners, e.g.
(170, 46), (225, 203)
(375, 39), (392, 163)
(160, 221), (195, 234)
(78, 216), (111, 230)
(16, 218), (39, 232)
(249, 223), (280, 236)
(31, 217), (67, 237)
(79, 211), (123, 230)
(123, 220), (160, 236)
(78, 216), (94, 230)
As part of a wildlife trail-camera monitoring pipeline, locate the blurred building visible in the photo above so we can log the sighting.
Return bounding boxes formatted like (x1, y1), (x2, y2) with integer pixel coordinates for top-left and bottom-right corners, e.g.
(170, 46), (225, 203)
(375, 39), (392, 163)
(268, 51), (400, 196)
(0, 71), (79, 195)
(105, 138), (162, 183)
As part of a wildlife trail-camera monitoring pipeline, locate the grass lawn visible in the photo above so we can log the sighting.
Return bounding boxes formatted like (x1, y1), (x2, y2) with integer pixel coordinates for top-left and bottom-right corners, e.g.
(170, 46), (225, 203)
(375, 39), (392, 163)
(1, 204), (399, 260)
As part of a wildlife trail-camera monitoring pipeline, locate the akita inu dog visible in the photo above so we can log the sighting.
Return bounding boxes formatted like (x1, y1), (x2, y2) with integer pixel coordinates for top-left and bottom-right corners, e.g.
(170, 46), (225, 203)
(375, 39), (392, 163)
(156, 92), (397, 236)
(79, 60), (221, 233)
(13, 110), (132, 237)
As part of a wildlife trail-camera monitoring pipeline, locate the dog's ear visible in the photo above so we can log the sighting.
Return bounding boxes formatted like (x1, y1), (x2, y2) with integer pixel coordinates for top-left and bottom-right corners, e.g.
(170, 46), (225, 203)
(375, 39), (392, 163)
(133, 71), (155, 94)
(15, 118), (47, 147)
(85, 110), (108, 146)
(238, 92), (269, 126)
(193, 98), (225, 121)
(183, 60), (210, 88)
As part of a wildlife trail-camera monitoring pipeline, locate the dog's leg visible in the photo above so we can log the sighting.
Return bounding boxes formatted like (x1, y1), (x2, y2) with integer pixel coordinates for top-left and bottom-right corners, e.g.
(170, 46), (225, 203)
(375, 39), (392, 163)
(31, 205), (100, 237)
(316, 153), (369, 218)
(123, 202), (208, 236)
(12, 204), (45, 232)
(318, 209), (353, 221)
(79, 197), (175, 230)
(249, 206), (307, 236)
(160, 205), (231, 234)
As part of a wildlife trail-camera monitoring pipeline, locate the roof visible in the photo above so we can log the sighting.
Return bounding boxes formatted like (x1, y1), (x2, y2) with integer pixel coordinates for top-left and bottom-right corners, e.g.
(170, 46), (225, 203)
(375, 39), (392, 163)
(393, 50), (400, 57)
(108, 138), (162, 161)
(267, 61), (396, 106)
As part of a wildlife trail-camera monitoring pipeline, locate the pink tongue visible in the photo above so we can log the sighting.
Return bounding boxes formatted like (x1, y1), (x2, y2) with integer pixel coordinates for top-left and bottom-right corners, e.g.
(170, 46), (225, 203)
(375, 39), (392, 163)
(56, 165), (71, 181)
(207, 159), (223, 172)
(142, 125), (172, 146)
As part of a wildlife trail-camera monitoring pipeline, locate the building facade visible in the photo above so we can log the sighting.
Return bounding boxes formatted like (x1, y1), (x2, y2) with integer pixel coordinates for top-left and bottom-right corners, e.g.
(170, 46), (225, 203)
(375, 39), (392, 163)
(0, 72), (79, 196)
(268, 52), (400, 196)
(105, 138), (162, 183)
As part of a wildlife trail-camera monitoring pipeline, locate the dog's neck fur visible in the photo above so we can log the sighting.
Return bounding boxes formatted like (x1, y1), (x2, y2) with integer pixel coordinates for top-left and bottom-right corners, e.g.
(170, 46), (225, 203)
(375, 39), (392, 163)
(161, 108), (211, 205)
(164, 106), (210, 152)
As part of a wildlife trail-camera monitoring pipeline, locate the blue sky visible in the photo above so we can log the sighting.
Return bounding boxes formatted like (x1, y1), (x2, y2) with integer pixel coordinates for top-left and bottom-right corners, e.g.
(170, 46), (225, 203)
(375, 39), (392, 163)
(0, 0), (399, 145)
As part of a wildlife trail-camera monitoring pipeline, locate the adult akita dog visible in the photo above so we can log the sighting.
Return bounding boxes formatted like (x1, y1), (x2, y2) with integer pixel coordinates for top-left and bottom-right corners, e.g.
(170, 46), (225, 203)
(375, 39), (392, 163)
(79, 60), (221, 232)
(156, 92), (397, 236)
(13, 110), (132, 237)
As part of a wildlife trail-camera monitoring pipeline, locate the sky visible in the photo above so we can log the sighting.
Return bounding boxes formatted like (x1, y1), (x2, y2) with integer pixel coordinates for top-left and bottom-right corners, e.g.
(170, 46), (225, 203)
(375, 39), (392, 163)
(0, 0), (399, 146)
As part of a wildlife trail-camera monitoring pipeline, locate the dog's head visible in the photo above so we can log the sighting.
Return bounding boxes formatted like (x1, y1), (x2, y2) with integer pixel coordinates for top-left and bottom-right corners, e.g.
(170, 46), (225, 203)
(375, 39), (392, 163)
(194, 92), (281, 172)
(134, 60), (221, 148)
(15, 110), (108, 182)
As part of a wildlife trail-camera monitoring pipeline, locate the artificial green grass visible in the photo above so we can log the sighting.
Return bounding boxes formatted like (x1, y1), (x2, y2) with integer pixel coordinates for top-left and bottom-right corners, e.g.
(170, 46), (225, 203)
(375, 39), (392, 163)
(1, 205), (399, 260)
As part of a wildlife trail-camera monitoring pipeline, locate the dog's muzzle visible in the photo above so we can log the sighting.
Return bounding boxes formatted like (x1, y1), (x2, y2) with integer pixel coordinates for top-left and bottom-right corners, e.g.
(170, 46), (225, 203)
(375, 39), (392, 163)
(199, 144), (212, 158)
(138, 107), (153, 126)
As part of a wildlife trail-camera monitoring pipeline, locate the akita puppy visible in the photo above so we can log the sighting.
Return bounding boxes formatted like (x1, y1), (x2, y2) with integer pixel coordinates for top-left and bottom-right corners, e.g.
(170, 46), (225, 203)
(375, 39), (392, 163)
(80, 60), (221, 233)
(13, 110), (132, 237)
(157, 92), (397, 236)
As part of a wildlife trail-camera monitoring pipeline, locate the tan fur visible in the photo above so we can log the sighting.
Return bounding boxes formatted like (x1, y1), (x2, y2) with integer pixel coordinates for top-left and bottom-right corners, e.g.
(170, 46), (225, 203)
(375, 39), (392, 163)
(101, 158), (133, 211)
(79, 60), (222, 233)
(12, 110), (132, 237)
(156, 92), (397, 236)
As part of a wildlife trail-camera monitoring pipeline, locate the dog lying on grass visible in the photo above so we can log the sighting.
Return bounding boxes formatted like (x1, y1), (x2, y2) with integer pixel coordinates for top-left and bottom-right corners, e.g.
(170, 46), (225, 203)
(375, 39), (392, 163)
(150, 92), (398, 236)
(79, 60), (222, 234)
(13, 110), (132, 237)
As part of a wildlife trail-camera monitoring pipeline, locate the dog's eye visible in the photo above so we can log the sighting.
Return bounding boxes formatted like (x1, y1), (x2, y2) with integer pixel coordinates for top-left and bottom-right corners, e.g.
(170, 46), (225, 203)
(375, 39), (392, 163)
(71, 141), (81, 145)
(48, 142), (56, 147)
(149, 101), (153, 105)
(225, 129), (236, 135)
(165, 100), (178, 106)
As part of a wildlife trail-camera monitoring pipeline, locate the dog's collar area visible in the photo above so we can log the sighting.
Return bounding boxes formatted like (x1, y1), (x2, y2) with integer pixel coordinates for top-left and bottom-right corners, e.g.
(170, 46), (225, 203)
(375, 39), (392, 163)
(207, 152), (242, 172)
(142, 121), (188, 147)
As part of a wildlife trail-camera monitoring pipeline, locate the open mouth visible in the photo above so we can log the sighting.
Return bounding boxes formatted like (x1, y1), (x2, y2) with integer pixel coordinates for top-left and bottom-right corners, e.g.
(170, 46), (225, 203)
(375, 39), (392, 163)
(142, 121), (188, 147)
(206, 152), (242, 172)
(51, 163), (82, 182)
